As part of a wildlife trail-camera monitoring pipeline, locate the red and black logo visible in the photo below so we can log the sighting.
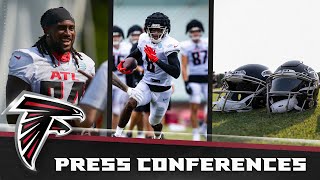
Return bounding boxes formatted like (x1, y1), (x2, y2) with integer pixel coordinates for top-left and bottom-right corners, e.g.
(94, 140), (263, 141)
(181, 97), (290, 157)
(2, 91), (85, 171)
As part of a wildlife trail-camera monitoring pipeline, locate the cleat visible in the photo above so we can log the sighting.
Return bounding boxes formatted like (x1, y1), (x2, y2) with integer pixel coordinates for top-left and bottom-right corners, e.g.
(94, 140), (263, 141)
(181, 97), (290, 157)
(126, 132), (133, 138)
(153, 133), (164, 139)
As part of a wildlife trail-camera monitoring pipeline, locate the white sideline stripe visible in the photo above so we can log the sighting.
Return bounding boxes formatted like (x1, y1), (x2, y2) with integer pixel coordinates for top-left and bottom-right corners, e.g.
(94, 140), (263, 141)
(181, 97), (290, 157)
(0, 124), (15, 132)
(72, 127), (202, 136)
(1, 124), (320, 146)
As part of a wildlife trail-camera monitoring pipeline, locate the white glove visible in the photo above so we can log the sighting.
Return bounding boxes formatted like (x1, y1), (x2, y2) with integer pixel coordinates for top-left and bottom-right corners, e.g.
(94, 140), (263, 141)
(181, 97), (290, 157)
(127, 87), (134, 96)
(127, 87), (143, 103)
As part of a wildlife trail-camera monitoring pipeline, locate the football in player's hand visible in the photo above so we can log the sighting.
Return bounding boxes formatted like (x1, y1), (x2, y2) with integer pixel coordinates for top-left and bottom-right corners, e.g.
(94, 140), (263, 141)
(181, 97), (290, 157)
(123, 57), (138, 71)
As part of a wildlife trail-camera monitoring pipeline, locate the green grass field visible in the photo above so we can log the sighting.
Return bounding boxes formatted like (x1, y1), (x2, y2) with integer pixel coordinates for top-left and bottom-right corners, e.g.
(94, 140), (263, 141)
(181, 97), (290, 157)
(126, 126), (206, 141)
(212, 92), (320, 143)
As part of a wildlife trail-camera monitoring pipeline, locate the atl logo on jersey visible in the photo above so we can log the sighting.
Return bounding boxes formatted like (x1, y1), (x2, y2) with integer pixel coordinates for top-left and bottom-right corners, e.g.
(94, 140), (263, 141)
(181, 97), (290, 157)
(50, 71), (79, 81)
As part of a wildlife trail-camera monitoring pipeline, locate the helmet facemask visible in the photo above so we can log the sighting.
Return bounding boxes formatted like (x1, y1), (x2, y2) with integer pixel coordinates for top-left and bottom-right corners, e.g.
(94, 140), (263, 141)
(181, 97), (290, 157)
(266, 69), (318, 113)
(188, 27), (203, 42)
(213, 70), (268, 112)
(146, 24), (168, 44)
(113, 32), (123, 46)
(129, 31), (142, 44)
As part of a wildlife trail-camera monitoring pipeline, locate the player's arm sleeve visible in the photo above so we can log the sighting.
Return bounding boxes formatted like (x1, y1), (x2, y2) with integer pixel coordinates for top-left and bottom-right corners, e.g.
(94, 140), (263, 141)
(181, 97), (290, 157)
(7, 51), (33, 105)
(179, 41), (188, 81)
(89, 63), (95, 76)
(156, 52), (181, 79)
(126, 74), (134, 87)
(179, 42), (188, 56)
(130, 43), (138, 53)
(6, 75), (32, 124)
(127, 48), (142, 60)
(6, 51), (33, 124)
(8, 51), (34, 84)
(79, 52), (96, 76)
(164, 40), (180, 57)
(80, 62), (108, 111)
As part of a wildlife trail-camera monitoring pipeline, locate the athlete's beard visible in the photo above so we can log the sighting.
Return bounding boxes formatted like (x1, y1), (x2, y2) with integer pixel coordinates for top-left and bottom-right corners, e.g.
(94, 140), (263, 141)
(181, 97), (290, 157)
(47, 35), (72, 54)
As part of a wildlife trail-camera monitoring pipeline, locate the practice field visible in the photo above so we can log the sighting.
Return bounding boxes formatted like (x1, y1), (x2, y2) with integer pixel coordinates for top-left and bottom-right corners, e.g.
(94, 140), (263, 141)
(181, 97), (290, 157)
(123, 126), (206, 141)
(0, 124), (206, 141)
(212, 91), (320, 142)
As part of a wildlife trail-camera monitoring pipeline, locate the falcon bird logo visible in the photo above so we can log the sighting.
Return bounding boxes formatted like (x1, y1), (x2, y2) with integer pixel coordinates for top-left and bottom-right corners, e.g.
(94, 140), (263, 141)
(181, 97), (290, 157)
(2, 91), (85, 171)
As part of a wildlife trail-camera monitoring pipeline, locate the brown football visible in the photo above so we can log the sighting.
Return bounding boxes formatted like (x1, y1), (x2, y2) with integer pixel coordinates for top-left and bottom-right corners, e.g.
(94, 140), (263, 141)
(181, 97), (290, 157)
(123, 57), (138, 71)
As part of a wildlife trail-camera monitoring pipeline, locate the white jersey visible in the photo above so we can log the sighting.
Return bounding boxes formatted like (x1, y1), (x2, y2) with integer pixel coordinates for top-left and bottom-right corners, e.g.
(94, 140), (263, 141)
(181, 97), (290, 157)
(113, 41), (132, 83)
(137, 33), (180, 86)
(180, 37), (208, 76)
(8, 47), (95, 104)
(80, 61), (108, 111)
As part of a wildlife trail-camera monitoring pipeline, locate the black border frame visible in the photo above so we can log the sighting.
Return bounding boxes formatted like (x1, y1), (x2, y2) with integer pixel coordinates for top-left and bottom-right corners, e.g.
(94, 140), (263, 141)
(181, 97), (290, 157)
(108, 0), (212, 140)
(207, 0), (213, 141)
(107, 0), (114, 133)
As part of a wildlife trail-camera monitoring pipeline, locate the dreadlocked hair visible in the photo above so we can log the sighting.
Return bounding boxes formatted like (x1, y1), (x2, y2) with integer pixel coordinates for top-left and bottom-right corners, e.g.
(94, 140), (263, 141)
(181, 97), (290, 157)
(32, 35), (83, 68)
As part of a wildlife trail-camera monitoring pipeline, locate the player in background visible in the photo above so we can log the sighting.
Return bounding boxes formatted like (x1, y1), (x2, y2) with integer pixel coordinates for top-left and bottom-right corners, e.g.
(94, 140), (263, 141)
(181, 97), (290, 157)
(181, 19), (208, 141)
(112, 26), (132, 129)
(6, 7), (95, 125)
(124, 25), (149, 138)
(127, 25), (143, 45)
(115, 12), (180, 139)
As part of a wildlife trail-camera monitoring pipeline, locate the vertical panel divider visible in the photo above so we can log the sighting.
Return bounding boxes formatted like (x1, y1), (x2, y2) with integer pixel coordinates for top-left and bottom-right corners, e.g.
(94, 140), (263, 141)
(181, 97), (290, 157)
(207, 0), (214, 142)
(107, 0), (114, 136)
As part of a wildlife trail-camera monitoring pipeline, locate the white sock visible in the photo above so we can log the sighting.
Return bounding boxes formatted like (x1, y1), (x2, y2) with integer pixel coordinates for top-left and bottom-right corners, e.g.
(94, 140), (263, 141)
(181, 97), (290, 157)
(115, 126), (124, 137)
(192, 128), (199, 135)
(200, 123), (207, 131)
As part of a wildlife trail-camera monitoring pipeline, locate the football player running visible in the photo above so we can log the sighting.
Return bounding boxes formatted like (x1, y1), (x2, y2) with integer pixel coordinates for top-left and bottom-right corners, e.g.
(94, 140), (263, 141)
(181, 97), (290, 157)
(181, 19), (208, 141)
(112, 26), (132, 129)
(125, 25), (151, 138)
(6, 7), (95, 124)
(115, 12), (180, 139)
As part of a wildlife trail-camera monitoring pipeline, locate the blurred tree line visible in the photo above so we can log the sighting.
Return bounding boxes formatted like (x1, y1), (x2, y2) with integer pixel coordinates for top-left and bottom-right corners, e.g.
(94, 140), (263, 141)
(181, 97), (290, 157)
(81, 0), (109, 68)
(213, 72), (224, 88)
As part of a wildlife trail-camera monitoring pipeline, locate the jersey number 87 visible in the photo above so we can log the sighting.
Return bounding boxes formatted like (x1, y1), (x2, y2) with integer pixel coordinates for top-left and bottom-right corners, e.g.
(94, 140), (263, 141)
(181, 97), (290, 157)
(192, 50), (207, 65)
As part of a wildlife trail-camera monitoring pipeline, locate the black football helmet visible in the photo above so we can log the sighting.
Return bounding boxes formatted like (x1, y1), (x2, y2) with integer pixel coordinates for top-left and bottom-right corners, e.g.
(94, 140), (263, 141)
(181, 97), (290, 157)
(212, 64), (272, 112)
(144, 12), (170, 44)
(266, 61), (319, 113)
(127, 25), (143, 44)
(186, 19), (204, 41)
(113, 25), (124, 45)
(186, 19), (204, 33)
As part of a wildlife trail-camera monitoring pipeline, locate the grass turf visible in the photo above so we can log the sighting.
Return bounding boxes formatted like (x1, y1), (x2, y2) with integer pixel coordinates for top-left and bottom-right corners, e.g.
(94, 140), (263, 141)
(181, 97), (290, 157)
(127, 126), (206, 141)
(212, 92), (320, 141)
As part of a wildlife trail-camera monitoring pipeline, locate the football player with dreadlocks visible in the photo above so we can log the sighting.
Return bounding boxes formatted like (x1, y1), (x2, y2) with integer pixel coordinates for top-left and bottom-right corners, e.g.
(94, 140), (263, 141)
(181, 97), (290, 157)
(115, 12), (180, 139)
(181, 19), (208, 141)
(6, 7), (95, 124)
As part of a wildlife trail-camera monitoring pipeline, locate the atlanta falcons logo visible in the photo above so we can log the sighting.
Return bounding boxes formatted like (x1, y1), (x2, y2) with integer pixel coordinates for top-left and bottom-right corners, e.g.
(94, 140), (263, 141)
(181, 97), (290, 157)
(2, 91), (85, 171)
